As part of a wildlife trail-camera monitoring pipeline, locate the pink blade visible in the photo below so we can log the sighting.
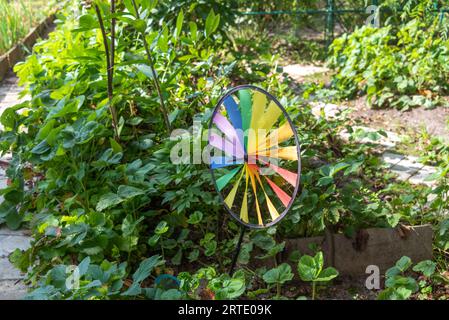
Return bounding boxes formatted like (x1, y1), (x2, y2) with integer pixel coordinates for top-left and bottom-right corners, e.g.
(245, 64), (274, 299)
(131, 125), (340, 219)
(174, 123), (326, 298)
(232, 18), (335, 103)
(259, 159), (298, 187)
(209, 132), (244, 159)
(213, 113), (244, 152)
(265, 177), (292, 207)
(247, 163), (292, 208)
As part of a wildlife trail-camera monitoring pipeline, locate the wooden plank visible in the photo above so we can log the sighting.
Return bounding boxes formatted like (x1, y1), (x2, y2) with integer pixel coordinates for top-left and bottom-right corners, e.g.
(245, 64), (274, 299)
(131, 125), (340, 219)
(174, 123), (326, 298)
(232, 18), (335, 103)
(0, 14), (56, 82)
(0, 56), (8, 82)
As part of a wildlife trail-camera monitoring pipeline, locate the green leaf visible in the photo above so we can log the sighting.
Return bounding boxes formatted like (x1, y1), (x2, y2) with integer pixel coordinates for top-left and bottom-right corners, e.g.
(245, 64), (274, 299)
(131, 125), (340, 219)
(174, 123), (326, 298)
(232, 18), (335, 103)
(205, 9), (220, 38)
(122, 215), (144, 236)
(160, 289), (182, 300)
(123, 0), (135, 15)
(297, 253), (323, 282)
(215, 278), (246, 299)
(168, 108), (180, 125)
(317, 176), (334, 187)
(251, 232), (275, 251)
(135, 64), (154, 79)
(96, 193), (124, 211)
(5, 207), (22, 230)
(158, 25), (169, 53)
(148, 234), (160, 246)
(31, 140), (51, 155)
(187, 211), (203, 224)
(175, 10), (184, 38)
(117, 185), (145, 199)
(189, 22), (197, 41)
(263, 263), (293, 285)
(412, 260), (436, 278)
(78, 14), (97, 30)
(316, 267), (339, 282)
(330, 162), (350, 177)
(132, 19), (147, 33)
(204, 240), (217, 256)
(110, 138), (122, 153)
(133, 255), (164, 283)
(155, 221), (169, 235)
(77, 257), (91, 276)
(395, 256), (412, 273)
(122, 282), (142, 296)
(188, 249), (199, 262)
(171, 248), (182, 266)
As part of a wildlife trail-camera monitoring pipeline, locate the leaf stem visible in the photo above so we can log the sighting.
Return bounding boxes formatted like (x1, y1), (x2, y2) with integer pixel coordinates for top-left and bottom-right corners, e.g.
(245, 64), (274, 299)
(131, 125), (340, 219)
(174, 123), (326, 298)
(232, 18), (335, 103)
(312, 281), (316, 300)
(276, 283), (281, 299)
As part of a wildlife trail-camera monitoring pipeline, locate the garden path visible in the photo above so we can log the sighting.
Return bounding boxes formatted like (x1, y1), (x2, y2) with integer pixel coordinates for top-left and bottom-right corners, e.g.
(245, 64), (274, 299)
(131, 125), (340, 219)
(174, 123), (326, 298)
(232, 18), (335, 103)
(0, 72), (30, 300)
(284, 64), (440, 187)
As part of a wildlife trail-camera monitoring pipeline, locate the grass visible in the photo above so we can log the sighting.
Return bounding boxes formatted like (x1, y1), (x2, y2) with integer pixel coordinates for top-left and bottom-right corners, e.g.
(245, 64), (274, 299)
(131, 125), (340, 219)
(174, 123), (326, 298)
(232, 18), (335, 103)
(0, 0), (51, 55)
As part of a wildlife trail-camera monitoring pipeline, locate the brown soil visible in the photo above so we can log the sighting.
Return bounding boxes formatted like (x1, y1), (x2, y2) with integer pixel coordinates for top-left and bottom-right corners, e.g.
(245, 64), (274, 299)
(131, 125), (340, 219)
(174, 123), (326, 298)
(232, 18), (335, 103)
(345, 97), (449, 142)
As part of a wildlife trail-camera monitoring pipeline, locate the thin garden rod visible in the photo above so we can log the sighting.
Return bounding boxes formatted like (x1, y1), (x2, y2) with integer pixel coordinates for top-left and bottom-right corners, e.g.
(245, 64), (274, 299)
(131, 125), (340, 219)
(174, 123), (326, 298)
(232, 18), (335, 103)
(94, 3), (120, 141)
(110, 0), (116, 76)
(229, 225), (246, 275)
(130, 0), (171, 133)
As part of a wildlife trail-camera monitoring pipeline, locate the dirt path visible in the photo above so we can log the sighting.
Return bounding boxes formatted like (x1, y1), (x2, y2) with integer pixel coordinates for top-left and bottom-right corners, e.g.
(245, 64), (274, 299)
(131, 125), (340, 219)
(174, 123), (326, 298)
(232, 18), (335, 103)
(283, 64), (449, 142)
(347, 97), (449, 143)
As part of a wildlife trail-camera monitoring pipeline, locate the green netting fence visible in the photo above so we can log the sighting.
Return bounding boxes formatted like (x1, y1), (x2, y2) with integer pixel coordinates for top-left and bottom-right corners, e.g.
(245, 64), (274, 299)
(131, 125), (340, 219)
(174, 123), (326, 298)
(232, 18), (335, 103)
(234, 0), (449, 47)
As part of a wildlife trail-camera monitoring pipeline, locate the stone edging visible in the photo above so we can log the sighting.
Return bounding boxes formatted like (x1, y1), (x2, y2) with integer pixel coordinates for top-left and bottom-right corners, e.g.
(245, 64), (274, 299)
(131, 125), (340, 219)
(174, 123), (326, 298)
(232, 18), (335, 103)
(0, 14), (56, 82)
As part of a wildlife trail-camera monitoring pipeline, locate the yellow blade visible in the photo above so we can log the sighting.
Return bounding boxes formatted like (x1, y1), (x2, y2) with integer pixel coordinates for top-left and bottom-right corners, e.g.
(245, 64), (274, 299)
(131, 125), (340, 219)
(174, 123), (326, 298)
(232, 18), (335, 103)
(224, 167), (245, 209)
(258, 101), (282, 132)
(240, 165), (249, 223)
(247, 166), (263, 226)
(257, 146), (298, 161)
(266, 196), (280, 221)
(251, 166), (280, 221)
(257, 122), (294, 152)
(248, 91), (267, 154)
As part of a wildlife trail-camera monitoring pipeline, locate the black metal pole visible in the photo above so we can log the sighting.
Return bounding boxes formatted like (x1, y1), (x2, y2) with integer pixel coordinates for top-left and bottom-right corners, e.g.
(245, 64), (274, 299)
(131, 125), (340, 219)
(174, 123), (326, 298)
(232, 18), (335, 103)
(229, 226), (246, 275)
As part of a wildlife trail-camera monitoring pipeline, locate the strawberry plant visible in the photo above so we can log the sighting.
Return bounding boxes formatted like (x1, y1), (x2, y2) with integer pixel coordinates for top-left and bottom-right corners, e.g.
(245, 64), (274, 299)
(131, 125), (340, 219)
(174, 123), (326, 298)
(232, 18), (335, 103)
(328, 0), (449, 110)
(297, 251), (338, 300)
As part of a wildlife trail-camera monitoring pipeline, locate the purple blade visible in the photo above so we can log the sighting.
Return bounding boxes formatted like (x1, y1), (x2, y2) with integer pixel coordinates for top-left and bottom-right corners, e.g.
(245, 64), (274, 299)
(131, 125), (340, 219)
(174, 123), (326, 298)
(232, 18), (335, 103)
(213, 113), (244, 153)
(209, 133), (244, 159)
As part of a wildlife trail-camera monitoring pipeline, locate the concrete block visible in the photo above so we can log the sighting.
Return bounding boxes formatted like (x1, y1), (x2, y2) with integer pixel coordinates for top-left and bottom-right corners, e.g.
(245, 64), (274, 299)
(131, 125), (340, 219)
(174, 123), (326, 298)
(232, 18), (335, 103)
(409, 165), (438, 186)
(340, 126), (401, 148)
(283, 225), (433, 276)
(0, 280), (28, 300)
(0, 227), (29, 237)
(0, 235), (31, 257)
(390, 156), (424, 181)
(382, 152), (406, 168)
(0, 258), (25, 280)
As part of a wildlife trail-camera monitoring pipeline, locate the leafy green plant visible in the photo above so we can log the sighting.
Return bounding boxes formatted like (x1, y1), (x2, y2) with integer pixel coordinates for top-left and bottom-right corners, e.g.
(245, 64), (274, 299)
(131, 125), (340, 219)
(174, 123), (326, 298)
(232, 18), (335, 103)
(297, 251), (338, 300)
(328, 0), (449, 110)
(178, 267), (246, 300)
(378, 256), (438, 300)
(262, 263), (294, 299)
